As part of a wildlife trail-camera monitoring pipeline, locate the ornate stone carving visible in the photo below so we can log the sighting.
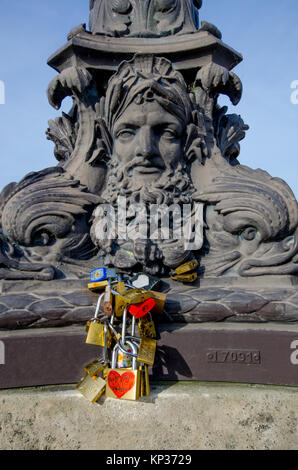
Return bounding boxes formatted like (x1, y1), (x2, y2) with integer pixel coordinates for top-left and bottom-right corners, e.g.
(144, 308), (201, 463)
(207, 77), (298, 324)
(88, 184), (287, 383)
(89, 0), (202, 37)
(0, 0), (297, 328)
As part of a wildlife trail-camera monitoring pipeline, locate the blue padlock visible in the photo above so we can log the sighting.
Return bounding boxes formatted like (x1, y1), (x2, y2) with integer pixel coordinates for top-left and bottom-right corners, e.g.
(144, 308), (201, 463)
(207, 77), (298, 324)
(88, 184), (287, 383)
(90, 267), (117, 283)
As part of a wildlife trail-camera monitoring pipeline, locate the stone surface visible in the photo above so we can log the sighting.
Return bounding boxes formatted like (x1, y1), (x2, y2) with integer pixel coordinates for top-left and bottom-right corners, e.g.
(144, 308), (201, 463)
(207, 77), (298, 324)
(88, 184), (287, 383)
(0, 0), (297, 328)
(0, 382), (297, 450)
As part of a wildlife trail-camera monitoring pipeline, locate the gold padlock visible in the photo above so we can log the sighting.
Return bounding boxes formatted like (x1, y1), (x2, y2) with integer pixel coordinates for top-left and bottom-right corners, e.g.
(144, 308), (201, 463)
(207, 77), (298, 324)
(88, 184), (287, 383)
(86, 320), (106, 346)
(175, 259), (199, 275)
(138, 313), (156, 339)
(117, 288), (152, 306)
(86, 294), (112, 347)
(105, 341), (140, 401)
(148, 291), (167, 315)
(144, 364), (150, 397)
(76, 373), (106, 403)
(114, 281), (127, 318)
(171, 272), (198, 283)
(88, 280), (109, 291)
(84, 360), (106, 377)
(137, 337), (157, 366)
(139, 365), (145, 398)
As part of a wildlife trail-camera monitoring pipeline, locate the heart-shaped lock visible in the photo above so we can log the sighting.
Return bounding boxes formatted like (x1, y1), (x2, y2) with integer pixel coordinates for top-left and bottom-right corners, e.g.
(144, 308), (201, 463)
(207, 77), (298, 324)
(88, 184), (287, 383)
(128, 298), (156, 319)
(107, 370), (136, 399)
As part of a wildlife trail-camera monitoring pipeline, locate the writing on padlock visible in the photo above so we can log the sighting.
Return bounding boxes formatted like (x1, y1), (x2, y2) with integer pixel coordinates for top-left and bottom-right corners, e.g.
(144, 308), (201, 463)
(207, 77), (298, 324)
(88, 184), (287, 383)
(84, 360), (106, 377)
(137, 337), (157, 366)
(138, 313), (156, 339)
(106, 341), (140, 401)
(76, 373), (106, 403)
(128, 298), (156, 319)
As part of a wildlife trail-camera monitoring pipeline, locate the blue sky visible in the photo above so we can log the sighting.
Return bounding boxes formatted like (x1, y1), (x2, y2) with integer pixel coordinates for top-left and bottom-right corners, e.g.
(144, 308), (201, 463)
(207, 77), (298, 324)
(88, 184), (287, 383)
(0, 0), (297, 198)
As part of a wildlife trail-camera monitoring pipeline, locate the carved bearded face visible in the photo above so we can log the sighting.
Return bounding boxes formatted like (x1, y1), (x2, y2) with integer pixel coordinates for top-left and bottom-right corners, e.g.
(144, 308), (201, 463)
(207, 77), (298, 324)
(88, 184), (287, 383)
(112, 98), (186, 186)
(90, 56), (200, 273)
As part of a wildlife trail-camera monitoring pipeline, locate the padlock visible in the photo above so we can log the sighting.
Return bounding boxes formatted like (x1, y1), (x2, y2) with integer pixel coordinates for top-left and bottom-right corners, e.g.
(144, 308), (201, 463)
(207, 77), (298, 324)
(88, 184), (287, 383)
(76, 373), (106, 403)
(144, 364), (150, 397)
(171, 272), (198, 283)
(137, 337), (157, 366)
(84, 360), (106, 377)
(138, 313), (156, 339)
(175, 259), (199, 275)
(86, 294), (111, 347)
(138, 364), (150, 398)
(90, 267), (117, 283)
(128, 298), (156, 319)
(116, 288), (152, 308)
(148, 291), (167, 315)
(114, 280), (127, 318)
(88, 280), (108, 292)
(139, 365), (145, 398)
(106, 340), (140, 401)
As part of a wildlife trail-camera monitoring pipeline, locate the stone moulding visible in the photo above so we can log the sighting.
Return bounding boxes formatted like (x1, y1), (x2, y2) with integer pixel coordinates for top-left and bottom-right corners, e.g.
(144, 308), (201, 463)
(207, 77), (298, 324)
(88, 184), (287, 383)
(47, 30), (243, 74)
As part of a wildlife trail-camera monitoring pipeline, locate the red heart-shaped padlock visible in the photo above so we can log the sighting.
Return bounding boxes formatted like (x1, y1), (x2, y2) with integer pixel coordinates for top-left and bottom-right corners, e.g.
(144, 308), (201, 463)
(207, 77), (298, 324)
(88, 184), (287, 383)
(128, 298), (156, 319)
(107, 370), (136, 399)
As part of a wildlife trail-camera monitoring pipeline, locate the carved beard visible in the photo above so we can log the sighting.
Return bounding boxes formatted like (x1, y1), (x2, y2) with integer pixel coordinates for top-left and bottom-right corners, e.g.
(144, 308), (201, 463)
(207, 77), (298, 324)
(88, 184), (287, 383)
(101, 155), (195, 206)
(90, 155), (196, 273)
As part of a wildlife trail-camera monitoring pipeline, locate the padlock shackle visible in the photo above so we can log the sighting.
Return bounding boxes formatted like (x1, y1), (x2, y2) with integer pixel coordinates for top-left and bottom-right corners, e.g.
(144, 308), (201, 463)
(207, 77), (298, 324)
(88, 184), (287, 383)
(118, 339), (137, 357)
(94, 293), (105, 320)
(111, 340), (138, 369)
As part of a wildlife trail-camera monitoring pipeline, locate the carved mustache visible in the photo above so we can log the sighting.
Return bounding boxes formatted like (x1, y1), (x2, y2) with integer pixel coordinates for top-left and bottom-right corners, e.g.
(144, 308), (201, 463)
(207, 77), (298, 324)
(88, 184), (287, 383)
(125, 156), (166, 172)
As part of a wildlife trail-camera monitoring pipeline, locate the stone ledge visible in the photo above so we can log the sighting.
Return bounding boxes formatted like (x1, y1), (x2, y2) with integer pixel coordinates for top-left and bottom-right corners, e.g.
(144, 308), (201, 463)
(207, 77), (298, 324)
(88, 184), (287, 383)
(0, 382), (297, 450)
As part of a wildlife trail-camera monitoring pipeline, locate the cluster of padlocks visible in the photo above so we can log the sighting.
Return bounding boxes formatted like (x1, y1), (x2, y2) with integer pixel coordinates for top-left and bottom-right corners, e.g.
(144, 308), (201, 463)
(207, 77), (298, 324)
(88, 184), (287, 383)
(76, 261), (198, 403)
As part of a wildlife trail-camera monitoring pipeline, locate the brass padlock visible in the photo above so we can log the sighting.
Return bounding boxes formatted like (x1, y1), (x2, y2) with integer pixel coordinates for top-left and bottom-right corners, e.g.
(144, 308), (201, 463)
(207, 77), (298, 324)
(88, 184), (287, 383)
(86, 294), (111, 347)
(144, 364), (150, 397)
(138, 313), (156, 339)
(88, 280), (108, 292)
(171, 272), (198, 283)
(106, 340), (140, 401)
(148, 291), (167, 315)
(84, 360), (106, 377)
(139, 365), (144, 398)
(137, 337), (157, 366)
(139, 364), (150, 398)
(117, 288), (152, 307)
(76, 373), (106, 403)
(175, 259), (199, 275)
(114, 281), (127, 318)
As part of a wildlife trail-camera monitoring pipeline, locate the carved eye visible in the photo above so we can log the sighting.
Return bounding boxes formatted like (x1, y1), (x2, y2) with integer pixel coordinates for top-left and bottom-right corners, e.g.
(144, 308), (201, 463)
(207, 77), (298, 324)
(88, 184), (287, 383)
(241, 228), (257, 241)
(154, 0), (177, 13)
(111, 0), (132, 14)
(33, 232), (54, 246)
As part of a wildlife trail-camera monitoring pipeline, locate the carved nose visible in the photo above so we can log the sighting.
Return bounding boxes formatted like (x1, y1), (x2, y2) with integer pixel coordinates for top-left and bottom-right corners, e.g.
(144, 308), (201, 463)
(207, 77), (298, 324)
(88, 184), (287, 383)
(136, 127), (157, 159)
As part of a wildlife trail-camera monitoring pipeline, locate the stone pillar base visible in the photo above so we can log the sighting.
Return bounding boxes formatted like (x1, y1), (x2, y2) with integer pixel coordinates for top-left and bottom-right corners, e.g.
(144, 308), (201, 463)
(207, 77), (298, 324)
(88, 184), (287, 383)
(0, 382), (297, 450)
